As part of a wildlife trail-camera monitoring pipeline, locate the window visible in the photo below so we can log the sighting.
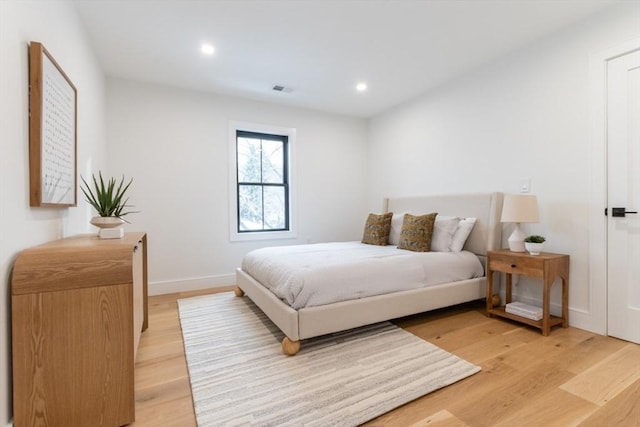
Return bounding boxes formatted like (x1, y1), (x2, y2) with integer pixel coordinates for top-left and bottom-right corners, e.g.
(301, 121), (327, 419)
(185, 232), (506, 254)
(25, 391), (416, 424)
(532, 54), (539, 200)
(229, 122), (296, 241)
(236, 131), (288, 232)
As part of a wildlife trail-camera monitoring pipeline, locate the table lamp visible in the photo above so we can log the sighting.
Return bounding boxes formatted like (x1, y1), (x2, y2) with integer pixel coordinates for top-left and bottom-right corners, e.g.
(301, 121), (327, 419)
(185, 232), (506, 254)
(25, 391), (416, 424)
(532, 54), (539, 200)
(501, 194), (539, 252)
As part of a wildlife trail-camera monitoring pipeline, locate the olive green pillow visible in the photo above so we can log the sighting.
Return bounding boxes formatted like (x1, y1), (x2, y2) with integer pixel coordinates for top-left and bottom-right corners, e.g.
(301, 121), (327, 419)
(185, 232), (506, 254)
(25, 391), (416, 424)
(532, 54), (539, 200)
(397, 212), (438, 252)
(361, 212), (393, 246)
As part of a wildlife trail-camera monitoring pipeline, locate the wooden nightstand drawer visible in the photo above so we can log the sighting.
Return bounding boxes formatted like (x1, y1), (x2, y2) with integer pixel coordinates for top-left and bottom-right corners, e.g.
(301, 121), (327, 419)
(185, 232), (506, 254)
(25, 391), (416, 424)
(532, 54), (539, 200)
(489, 257), (544, 278)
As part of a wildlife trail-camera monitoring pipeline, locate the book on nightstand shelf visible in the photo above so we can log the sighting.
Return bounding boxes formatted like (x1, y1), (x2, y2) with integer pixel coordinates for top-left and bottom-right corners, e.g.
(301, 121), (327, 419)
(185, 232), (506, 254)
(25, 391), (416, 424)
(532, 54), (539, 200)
(505, 302), (543, 321)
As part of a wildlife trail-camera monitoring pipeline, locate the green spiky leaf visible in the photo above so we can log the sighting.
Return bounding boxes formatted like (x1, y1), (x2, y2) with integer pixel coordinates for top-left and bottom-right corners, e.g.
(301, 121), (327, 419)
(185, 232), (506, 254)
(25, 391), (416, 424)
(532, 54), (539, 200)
(80, 171), (139, 221)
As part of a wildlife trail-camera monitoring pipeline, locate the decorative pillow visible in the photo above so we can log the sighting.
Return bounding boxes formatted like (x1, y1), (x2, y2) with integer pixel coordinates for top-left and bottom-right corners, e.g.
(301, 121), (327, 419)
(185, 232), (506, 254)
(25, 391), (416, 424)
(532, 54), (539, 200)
(361, 212), (393, 246)
(431, 216), (461, 252)
(449, 217), (477, 252)
(388, 213), (405, 245)
(397, 212), (437, 252)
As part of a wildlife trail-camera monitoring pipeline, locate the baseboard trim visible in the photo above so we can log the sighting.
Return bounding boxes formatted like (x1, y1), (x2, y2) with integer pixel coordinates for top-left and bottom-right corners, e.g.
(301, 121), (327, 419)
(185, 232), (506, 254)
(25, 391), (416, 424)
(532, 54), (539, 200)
(149, 274), (235, 296)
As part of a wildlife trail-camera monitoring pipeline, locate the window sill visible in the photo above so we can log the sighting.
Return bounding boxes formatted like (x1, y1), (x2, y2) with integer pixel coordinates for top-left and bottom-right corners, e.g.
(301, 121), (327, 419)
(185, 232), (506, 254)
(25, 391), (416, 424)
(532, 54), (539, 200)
(230, 229), (297, 242)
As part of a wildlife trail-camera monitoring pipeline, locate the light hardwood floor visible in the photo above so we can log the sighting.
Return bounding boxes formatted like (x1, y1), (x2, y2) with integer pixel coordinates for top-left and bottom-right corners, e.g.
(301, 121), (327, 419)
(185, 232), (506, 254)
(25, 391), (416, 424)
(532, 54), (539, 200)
(131, 287), (640, 426)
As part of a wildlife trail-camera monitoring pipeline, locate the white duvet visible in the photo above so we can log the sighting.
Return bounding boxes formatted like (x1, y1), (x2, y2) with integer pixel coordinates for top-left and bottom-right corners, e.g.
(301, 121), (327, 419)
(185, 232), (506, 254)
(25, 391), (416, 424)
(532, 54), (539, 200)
(241, 242), (484, 309)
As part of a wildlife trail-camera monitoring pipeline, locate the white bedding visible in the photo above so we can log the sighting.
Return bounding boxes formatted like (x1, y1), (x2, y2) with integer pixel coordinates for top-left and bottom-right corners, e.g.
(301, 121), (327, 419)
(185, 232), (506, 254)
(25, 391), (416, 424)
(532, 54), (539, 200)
(241, 242), (484, 310)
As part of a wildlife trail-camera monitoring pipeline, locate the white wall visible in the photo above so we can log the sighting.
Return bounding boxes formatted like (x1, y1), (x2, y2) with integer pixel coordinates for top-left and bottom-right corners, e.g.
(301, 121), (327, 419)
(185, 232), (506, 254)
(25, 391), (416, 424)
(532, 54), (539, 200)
(0, 1), (107, 424)
(106, 78), (368, 294)
(367, 3), (640, 333)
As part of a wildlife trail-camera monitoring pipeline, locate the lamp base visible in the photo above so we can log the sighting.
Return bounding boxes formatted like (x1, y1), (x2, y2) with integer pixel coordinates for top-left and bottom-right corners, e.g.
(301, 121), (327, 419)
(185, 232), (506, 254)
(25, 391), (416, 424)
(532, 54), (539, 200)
(507, 223), (526, 252)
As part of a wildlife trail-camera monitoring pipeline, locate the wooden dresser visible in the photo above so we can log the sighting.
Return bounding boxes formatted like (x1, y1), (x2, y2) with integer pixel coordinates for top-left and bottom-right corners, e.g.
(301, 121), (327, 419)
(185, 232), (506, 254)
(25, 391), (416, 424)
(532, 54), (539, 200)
(11, 232), (148, 427)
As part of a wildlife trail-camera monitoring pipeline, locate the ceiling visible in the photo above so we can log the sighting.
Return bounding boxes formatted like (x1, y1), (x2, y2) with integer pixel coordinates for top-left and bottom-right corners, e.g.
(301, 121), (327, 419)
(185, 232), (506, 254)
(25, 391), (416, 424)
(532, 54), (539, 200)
(73, 0), (622, 118)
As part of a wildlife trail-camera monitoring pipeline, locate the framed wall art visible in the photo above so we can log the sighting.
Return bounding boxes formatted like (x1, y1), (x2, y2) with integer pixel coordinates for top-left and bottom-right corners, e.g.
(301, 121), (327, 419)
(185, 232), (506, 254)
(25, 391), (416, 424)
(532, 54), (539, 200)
(29, 41), (77, 207)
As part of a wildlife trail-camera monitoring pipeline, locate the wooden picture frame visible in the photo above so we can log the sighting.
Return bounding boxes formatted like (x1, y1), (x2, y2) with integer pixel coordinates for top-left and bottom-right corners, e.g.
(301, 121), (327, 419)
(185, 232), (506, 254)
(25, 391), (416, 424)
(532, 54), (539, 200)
(29, 41), (77, 207)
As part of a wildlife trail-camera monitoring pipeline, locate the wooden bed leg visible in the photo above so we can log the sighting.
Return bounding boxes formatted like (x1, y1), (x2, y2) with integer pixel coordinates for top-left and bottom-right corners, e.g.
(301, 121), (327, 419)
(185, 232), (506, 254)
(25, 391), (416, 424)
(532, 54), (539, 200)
(282, 337), (300, 356)
(234, 286), (245, 297)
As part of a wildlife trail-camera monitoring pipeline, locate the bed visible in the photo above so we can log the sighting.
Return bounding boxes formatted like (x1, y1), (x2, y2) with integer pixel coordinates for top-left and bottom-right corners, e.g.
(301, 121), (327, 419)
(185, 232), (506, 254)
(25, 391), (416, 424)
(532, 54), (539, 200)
(235, 192), (503, 355)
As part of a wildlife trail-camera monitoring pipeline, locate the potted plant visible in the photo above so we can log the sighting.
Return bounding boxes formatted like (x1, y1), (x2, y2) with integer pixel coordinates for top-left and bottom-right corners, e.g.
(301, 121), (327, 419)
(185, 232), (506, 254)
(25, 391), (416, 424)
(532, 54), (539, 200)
(80, 171), (137, 238)
(524, 235), (545, 255)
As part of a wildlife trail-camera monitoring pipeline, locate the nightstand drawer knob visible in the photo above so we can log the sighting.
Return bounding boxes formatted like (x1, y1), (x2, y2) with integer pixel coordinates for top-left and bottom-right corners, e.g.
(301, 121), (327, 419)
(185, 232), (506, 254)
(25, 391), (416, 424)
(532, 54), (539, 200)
(511, 264), (517, 268)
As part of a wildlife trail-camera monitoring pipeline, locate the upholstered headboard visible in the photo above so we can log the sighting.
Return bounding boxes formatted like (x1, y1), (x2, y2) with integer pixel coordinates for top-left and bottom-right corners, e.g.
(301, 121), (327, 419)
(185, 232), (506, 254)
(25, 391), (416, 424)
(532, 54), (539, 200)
(383, 192), (503, 261)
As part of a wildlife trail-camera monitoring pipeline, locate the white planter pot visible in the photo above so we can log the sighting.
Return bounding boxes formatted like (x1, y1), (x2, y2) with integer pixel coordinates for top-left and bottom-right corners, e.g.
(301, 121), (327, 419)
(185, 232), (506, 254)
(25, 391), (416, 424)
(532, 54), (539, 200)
(90, 216), (125, 239)
(90, 216), (125, 229)
(525, 242), (544, 255)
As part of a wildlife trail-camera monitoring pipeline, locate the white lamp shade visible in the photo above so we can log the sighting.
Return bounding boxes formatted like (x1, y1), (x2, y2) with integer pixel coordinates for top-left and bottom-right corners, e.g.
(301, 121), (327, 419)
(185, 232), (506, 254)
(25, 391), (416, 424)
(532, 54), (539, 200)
(501, 194), (539, 223)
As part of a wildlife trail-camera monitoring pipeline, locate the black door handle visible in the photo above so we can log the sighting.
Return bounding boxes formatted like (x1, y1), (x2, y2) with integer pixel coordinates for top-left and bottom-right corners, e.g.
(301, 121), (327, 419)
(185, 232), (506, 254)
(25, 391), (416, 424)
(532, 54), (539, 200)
(612, 207), (639, 217)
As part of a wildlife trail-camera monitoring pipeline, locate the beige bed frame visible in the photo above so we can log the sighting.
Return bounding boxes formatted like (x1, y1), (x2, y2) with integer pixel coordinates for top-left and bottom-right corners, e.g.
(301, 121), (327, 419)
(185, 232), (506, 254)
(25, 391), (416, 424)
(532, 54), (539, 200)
(235, 192), (504, 355)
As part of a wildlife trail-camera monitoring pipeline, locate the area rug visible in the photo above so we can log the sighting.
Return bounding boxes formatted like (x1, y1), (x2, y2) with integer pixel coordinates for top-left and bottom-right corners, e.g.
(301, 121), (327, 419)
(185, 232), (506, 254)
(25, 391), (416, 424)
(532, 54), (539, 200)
(178, 292), (480, 427)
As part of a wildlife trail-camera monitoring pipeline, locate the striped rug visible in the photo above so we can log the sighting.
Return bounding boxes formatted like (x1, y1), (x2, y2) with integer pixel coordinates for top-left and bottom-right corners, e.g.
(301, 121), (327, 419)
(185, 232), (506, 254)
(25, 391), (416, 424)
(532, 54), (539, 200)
(178, 292), (480, 427)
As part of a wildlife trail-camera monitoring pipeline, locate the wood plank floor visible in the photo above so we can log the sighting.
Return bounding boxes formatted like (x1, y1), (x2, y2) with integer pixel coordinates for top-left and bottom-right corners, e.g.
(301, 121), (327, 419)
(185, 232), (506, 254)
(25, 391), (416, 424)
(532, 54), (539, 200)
(131, 288), (640, 426)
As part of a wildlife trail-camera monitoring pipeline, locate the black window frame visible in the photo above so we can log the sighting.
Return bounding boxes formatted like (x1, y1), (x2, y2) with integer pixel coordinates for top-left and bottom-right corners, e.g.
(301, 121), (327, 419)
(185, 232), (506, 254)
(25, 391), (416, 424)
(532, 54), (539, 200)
(236, 130), (290, 233)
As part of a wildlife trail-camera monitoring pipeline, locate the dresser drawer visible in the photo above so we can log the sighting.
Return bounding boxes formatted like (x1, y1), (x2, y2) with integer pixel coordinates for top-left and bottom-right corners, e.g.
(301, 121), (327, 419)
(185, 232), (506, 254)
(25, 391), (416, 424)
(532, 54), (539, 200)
(489, 257), (544, 278)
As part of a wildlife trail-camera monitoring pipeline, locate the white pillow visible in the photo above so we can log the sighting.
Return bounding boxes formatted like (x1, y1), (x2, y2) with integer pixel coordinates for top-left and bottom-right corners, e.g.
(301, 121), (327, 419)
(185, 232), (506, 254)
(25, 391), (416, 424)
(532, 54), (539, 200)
(430, 216), (461, 252)
(449, 217), (477, 252)
(389, 213), (404, 245)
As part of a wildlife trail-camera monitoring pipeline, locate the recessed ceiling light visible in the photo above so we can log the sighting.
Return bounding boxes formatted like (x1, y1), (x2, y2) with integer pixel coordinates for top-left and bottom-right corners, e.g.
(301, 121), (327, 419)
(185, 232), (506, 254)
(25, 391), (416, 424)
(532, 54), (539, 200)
(201, 43), (215, 55)
(356, 82), (367, 92)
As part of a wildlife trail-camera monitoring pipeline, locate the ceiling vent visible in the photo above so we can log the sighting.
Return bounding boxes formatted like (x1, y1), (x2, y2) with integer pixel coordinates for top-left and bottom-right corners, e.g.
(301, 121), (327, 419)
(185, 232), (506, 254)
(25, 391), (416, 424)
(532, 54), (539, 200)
(272, 85), (292, 93)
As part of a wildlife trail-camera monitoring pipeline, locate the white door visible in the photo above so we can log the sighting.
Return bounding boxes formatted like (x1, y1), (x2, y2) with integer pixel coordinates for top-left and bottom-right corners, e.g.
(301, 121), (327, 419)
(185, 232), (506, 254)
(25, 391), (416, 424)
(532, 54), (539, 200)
(607, 49), (640, 344)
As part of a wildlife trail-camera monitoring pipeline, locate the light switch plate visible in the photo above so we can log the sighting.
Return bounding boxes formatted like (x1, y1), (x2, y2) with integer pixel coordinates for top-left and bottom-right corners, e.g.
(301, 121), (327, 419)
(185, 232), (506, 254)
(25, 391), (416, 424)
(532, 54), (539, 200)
(519, 178), (531, 193)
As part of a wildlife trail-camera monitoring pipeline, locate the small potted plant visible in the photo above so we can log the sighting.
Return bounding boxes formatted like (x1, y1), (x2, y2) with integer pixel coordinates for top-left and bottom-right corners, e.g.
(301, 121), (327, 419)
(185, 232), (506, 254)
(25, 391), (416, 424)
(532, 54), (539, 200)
(524, 235), (545, 255)
(80, 171), (137, 238)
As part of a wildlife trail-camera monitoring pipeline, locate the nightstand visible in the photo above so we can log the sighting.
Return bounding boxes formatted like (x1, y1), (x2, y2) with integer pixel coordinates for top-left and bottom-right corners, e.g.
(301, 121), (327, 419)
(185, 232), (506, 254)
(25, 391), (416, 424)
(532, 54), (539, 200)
(486, 249), (570, 335)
